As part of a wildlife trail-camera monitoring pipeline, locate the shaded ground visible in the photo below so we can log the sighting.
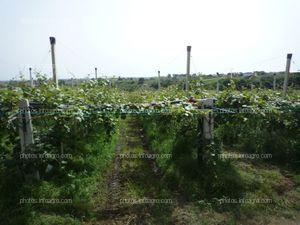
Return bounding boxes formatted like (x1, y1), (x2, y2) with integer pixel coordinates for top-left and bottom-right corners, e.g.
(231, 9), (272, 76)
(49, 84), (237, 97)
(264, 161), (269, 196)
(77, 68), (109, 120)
(85, 117), (300, 225)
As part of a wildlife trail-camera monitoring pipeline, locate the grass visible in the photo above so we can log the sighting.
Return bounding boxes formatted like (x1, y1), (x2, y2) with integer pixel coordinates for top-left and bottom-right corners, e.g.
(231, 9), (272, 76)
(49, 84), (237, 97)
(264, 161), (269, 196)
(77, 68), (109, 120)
(0, 123), (120, 225)
(3, 114), (299, 225)
(118, 118), (175, 224)
(140, 116), (300, 224)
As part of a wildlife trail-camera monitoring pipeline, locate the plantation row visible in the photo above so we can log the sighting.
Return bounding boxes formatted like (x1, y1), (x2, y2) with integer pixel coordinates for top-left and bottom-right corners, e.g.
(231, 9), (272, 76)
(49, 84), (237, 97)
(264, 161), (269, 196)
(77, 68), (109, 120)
(0, 78), (122, 224)
(0, 77), (299, 224)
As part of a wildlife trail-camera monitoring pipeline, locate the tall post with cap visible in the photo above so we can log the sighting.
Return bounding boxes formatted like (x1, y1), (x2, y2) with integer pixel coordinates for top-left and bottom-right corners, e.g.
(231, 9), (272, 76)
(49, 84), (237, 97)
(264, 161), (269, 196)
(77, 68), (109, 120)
(50, 37), (58, 88)
(283, 53), (292, 98)
(186, 46), (191, 92)
(95, 67), (98, 79)
(29, 67), (33, 87)
(158, 70), (161, 90)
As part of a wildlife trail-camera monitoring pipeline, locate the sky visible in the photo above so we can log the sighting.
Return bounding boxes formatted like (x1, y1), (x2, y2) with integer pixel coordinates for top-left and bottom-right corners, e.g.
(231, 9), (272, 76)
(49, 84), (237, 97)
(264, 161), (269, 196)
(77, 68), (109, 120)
(0, 0), (300, 80)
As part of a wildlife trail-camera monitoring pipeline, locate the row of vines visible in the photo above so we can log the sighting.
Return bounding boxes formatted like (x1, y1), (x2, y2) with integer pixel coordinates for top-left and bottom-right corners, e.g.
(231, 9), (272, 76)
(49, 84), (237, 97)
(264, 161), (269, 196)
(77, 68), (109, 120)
(0, 76), (299, 224)
(0, 77), (124, 224)
(139, 83), (300, 205)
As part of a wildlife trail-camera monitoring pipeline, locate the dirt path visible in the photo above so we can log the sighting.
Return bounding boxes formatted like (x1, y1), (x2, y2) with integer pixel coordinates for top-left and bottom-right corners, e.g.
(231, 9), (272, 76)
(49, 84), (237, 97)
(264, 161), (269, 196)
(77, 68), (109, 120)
(86, 117), (192, 225)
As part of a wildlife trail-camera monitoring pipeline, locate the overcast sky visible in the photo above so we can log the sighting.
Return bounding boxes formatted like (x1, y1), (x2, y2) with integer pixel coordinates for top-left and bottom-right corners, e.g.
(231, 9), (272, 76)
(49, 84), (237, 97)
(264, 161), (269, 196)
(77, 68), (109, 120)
(1, 0), (300, 80)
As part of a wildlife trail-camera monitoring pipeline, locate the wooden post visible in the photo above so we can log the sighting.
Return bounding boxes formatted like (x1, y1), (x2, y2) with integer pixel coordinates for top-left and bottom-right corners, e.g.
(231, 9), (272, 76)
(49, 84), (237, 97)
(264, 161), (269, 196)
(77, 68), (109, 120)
(273, 73), (276, 90)
(50, 37), (58, 88)
(158, 70), (161, 90)
(29, 67), (33, 87)
(283, 53), (292, 98)
(95, 67), (98, 79)
(19, 99), (34, 153)
(186, 46), (191, 92)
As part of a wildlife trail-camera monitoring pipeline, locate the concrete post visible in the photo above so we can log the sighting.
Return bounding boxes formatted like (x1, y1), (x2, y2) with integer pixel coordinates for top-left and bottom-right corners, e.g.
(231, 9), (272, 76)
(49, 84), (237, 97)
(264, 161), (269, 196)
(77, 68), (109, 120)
(19, 99), (34, 153)
(283, 53), (292, 98)
(29, 67), (33, 87)
(197, 98), (216, 164)
(50, 37), (58, 88)
(186, 46), (191, 92)
(158, 70), (161, 89)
